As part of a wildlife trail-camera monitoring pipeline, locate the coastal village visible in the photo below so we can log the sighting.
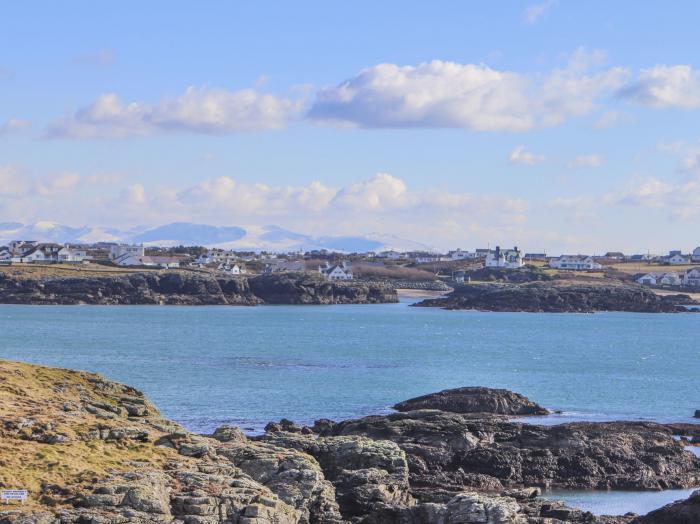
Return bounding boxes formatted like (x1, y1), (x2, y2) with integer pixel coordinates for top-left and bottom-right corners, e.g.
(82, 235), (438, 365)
(1, 239), (700, 289)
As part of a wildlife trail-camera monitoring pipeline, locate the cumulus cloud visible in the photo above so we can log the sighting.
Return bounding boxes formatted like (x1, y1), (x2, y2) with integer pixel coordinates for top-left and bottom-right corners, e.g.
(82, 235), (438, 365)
(47, 87), (305, 138)
(0, 117), (31, 135)
(567, 154), (604, 169)
(509, 145), (546, 165)
(621, 65), (700, 108)
(523, 0), (558, 24)
(309, 52), (628, 131)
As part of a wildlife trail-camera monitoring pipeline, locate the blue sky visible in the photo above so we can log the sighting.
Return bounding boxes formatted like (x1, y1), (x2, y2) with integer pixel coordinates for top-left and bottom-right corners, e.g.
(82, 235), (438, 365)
(1, 1), (700, 253)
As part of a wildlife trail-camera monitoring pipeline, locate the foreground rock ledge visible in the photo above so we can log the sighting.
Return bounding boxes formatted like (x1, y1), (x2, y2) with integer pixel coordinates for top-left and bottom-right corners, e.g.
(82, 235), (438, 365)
(1, 359), (699, 524)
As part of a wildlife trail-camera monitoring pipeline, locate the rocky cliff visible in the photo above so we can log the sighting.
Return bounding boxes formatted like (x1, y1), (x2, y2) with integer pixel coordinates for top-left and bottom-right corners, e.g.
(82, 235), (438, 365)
(2, 360), (699, 523)
(414, 281), (696, 313)
(0, 271), (398, 306)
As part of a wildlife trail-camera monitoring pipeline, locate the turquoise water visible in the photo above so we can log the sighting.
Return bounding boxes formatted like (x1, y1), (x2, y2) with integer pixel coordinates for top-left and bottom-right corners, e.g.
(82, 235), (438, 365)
(1, 300), (699, 515)
(1, 300), (698, 432)
(546, 488), (697, 516)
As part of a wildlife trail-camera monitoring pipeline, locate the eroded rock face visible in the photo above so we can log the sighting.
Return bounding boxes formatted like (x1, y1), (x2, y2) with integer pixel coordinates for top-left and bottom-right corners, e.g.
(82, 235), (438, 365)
(0, 271), (398, 306)
(414, 282), (694, 313)
(326, 411), (700, 493)
(394, 387), (549, 416)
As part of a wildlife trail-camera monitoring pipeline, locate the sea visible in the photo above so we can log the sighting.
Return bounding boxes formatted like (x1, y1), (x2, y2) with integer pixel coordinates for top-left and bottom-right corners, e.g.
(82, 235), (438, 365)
(1, 296), (698, 516)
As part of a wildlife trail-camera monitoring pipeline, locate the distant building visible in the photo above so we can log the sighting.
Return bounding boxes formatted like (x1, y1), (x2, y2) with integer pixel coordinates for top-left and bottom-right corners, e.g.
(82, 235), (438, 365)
(485, 246), (523, 269)
(685, 268), (700, 287)
(548, 255), (602, 271)
(691, 247), (700, 263)
(635, 273), (657, 286)
(8, 240), (39, 255)
(668, 253), (690, 265)
(376, 250), (404, 260)
(319, 261), (353, 280)
(658, 272), (682, 286)
(113, 254), (180, 269)
(218, 263), (244, 274)
(604, 252), (625, 260)
(110, 244), (144, 261)
(449, 249), (476, 260)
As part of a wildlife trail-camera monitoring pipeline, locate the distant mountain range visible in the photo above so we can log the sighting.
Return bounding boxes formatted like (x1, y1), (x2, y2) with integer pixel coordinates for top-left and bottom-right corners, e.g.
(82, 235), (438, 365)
(0, 222), (434, 253)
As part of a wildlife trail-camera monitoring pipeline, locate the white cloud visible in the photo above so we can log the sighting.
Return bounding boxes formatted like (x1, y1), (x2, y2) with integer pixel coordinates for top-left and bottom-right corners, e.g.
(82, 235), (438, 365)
(621, 65), (700, 108)
(47, 87), (305, 138)
(592, 110), (630, 129)
(309, 52), (628, 131)
(523, 0), (558, 24)
(35, 172), (81, 195)
(567, 154), (604, 169)
(509, 145), (546, 165)
(0, 118), (31, 135)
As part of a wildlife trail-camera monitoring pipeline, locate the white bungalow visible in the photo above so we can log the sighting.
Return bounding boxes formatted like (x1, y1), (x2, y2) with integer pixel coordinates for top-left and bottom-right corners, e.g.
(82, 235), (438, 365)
(692, 247), (700, 263)
(57, 247), (88, 263)
(658, 272), (682, 286)
(668, 253), (690, 265)
(449, 249), (476, 260)
(319, 261), (353, 280)
(636, 273), (657, 286)
(109, 244), (144, 261)
(549, 255), (602, 271)
(485, 246), (523, 269)
(0, 248), (11, 263)
(684, 268), (700, 287)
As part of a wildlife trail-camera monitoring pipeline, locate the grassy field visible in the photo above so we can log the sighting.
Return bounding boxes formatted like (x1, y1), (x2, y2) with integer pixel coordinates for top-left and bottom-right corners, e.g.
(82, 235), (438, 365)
(0, 263), (194, 279)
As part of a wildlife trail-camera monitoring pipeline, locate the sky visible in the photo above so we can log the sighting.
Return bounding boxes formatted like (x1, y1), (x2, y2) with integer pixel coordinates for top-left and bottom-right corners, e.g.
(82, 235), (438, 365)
(1, 1), (700, 253)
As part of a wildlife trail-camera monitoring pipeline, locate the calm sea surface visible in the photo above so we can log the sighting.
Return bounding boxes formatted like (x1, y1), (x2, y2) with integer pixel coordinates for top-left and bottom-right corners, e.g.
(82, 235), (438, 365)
(1, 299), (698, 515)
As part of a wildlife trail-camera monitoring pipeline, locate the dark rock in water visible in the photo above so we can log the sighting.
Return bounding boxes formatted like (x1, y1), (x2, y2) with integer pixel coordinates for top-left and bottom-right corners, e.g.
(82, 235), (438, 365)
(394, 386), (549, 416)
(414, 281), (695, 313)
(632, 489), (700, 523)
(329, 410), (700, 493)
(694, 410), (700, 418)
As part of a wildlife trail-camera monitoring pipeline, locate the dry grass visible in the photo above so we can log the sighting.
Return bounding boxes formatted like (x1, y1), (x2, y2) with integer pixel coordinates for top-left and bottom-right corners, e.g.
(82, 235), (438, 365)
(0, 360), (178, 509)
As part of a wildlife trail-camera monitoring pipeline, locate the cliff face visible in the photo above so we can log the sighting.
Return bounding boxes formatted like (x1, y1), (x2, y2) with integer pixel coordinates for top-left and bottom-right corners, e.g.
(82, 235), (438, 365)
(415, 281), (695, 313)
(0, 271), (398, 306)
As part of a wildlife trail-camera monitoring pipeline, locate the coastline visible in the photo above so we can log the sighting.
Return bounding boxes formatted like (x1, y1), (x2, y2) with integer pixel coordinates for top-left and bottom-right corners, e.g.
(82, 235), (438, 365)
(2, 359), (699, 523)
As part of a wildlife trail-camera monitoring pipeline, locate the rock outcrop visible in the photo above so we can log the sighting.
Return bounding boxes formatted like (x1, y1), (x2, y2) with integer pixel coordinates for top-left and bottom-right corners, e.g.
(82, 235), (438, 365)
(394, 386), (549, 416)
(631, 489), (700, 524)
(415, 281), (695, 313)
(2, 359), (699, 523)
(0, 270), (398, 306)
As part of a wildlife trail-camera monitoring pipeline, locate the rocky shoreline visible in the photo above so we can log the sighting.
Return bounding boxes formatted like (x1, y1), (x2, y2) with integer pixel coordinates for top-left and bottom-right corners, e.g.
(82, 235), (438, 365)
(1, 361), (699, 523)
(0, 271), (398, 306)
(414, 281), (699, 313)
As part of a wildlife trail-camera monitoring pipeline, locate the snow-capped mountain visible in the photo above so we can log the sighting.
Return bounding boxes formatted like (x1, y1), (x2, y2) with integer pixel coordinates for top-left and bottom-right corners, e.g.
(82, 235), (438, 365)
(0, 222), (435, 253)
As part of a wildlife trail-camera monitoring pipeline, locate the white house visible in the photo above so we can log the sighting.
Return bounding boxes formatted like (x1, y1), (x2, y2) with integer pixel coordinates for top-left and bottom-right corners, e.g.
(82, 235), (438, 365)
(485, 246), (523, 269)
(57, 247), (88, 263)
(668, 253), (690, 265)
(113, 254), (179, 268)
(0, 248), (11, 263)
(549, 255), (602, 271)
(319, 261), (353, 280)
(415, 255), (442, 264)
(658, 272), (682, 286)
(691, 247), (700, 263)
(684, 268), (700, 287)
(110, 244), (145, 261)
(636, 273), (657, 286)
(449, 249), (476, 261)
(218, 263), (244, 274)
(377, 250), (404, 260)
